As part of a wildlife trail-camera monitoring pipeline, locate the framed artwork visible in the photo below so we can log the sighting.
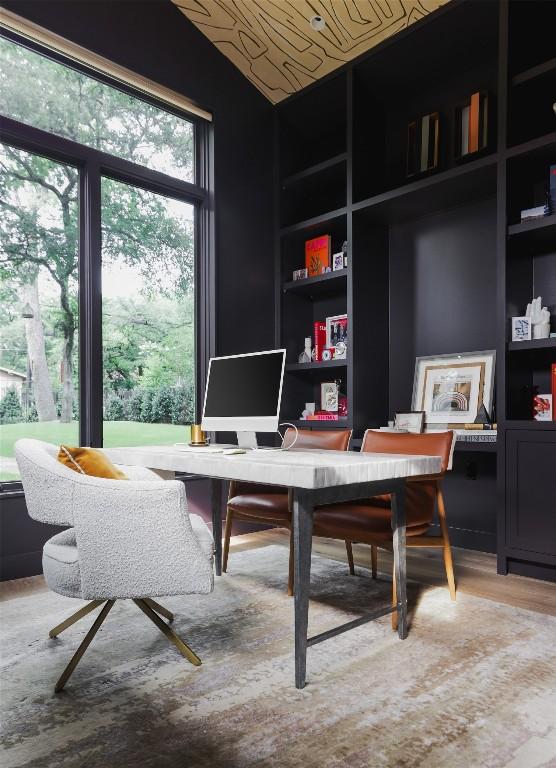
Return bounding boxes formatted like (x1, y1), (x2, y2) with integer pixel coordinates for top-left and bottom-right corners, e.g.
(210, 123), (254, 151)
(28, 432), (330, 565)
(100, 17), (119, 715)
(412, 350), (495, 426)
(325, 313), (348, 349)
(394, 411), (425, 433)
(321, 382), (338, 412)
(512, 316), (531, 341)
(332, 252), (344, 271)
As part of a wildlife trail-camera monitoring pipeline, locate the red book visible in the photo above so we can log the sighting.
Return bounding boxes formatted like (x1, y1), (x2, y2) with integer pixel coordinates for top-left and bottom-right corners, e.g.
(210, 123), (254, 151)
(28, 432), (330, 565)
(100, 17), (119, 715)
(307, 413), (339, 421)
(313, 321), (326, 362)
(552, 364), (556, 420)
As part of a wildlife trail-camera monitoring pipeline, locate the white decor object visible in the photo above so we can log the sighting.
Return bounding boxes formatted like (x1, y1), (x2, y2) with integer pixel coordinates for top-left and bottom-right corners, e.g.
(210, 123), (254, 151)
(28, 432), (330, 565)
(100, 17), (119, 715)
(298, 337), (312, 363)
(512, 316), (532, 341)
(526, 297), (551, 339)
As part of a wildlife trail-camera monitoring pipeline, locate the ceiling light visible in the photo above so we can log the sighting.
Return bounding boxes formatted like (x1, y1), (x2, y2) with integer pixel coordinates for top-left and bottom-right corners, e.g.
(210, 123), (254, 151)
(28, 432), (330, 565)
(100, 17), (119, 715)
(310, 15), (325, 31)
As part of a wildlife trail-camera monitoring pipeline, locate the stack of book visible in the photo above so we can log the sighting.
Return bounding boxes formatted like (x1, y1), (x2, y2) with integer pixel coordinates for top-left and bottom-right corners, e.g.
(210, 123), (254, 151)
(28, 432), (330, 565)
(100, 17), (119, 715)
(520, 204), (549, 222)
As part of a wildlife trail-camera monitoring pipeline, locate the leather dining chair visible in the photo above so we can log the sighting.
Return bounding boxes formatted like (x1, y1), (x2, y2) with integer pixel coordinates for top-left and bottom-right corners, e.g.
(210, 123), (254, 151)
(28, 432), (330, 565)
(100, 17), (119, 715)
(223, 428), (352, 594)
(312, 430), (457, 627)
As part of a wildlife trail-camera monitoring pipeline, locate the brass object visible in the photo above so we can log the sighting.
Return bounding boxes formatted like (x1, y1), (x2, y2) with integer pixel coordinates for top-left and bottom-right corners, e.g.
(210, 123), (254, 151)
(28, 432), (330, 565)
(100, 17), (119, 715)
(144, 598), (174, 623)
(55, 600), (115, 692)
(49, 599), (104, 638)
(133, 599), (202, 666)
(190, 424), (208, 446)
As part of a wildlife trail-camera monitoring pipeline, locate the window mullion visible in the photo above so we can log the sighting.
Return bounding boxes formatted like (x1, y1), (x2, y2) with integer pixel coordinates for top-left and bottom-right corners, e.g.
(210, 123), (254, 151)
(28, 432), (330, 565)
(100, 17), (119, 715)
(79, 160), (103, 447)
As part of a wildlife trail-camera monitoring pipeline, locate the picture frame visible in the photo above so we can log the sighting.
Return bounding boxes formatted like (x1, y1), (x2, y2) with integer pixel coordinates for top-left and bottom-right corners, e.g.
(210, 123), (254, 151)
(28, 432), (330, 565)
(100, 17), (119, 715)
(292, 268), (308, 281)
(332, 252), (344, 271)
(325, 313), (348, 349)
(394, 411), (425, 433)
(412, 350), (495, 427)
(320, 381), (338, 413)
(512, 316), (532, 342)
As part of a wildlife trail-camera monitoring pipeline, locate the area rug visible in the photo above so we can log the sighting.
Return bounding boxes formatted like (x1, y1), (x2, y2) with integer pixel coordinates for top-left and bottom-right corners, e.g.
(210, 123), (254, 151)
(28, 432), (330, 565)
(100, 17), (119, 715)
(1, 545), (555, 768)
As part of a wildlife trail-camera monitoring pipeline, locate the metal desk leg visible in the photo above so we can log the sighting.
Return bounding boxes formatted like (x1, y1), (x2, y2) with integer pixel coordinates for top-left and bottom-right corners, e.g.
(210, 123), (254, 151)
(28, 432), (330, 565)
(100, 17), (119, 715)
(292, 488), (314, 689)
(211, 478), (222, 576)
(391, 479), (408, 639)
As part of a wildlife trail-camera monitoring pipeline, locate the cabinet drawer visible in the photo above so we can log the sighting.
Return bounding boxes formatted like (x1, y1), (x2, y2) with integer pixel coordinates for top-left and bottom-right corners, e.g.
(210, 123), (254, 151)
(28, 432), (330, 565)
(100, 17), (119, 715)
(506, 430), (556, 556)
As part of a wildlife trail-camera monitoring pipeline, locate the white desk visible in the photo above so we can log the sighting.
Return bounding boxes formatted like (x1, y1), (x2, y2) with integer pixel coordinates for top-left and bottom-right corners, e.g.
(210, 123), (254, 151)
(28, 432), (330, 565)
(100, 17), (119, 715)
(104, 445), (441, 688)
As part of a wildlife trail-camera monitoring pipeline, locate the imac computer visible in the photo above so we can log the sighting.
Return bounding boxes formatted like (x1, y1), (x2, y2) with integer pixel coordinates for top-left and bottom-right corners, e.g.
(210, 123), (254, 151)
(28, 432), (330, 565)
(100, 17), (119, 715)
(201, 349), (286, 449)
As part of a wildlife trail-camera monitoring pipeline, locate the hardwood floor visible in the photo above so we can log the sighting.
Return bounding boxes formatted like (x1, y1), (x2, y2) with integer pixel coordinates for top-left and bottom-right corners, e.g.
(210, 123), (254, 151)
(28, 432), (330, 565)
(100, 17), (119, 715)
(2, 529), (555, 616)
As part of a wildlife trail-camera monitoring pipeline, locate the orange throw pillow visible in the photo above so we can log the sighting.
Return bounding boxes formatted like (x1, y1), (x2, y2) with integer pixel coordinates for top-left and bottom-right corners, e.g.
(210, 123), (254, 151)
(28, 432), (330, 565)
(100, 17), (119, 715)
(58, 445), (128, 480)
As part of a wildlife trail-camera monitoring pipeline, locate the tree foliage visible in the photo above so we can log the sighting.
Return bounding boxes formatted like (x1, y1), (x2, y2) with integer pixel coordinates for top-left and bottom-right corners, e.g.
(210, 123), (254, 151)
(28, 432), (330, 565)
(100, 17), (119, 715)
(0, 38), (195, 425)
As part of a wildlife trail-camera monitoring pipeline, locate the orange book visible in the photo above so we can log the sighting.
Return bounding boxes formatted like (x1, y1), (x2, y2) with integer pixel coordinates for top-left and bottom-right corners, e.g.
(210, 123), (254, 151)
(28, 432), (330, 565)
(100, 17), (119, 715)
(305, 235), (331, 277)
(469, 91), (480, 154)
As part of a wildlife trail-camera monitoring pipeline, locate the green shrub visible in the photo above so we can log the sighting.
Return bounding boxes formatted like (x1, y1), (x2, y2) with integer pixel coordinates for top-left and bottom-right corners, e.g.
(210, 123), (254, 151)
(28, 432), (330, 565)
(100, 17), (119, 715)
(105, 395), (126, 421)
(171, 383), (194, 425)
(151, 386), (174, 424)
(140, 389), (155, 423)
(0, 387), (23, 424)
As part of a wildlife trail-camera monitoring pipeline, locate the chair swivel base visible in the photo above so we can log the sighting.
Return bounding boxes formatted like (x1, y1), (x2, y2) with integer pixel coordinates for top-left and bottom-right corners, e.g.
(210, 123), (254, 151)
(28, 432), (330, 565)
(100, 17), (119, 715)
(49, 598), (201, 693)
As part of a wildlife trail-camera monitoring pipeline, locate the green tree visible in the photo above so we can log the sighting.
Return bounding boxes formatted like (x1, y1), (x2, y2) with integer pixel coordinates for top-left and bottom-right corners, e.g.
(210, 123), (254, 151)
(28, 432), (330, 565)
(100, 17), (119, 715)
(0, 38), (195, 423)
(0, 387), (23, 424)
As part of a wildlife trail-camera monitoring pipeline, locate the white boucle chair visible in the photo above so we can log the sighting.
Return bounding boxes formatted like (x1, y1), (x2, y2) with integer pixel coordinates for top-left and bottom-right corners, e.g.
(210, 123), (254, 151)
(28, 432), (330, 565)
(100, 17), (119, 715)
(15, 438), (214, 693)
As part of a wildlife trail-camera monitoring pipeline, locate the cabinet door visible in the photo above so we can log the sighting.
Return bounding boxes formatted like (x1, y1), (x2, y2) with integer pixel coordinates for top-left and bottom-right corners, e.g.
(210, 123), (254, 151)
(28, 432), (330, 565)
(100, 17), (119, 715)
(506, 430), (556, 557)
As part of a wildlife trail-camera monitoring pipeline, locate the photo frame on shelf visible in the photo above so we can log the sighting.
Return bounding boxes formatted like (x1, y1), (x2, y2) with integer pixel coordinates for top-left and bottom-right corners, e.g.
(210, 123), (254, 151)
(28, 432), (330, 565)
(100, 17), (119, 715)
(454, 90), (489, 161)
(407, 111), (440, 177)
(325, 313), (348, 350)
(394, 411), (425, 433)
(320, 381), (339, 413)
(512, 316), (532, 341)
(412, 350), (495, 427)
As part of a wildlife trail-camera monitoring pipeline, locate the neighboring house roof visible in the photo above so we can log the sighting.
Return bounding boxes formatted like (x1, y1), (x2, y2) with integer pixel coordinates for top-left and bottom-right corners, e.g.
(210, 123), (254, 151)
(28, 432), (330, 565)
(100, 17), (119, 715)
(0, 367), (27, 380)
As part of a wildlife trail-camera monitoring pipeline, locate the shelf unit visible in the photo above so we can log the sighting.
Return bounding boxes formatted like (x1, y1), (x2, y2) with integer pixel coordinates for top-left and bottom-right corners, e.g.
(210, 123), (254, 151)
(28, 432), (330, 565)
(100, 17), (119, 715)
(274, 0), (555, 576)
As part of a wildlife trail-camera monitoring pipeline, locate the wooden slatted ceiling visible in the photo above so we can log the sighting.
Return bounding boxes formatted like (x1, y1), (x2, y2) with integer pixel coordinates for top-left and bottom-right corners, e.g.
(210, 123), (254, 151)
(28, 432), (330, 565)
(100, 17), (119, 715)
(172, 0), (451, 103)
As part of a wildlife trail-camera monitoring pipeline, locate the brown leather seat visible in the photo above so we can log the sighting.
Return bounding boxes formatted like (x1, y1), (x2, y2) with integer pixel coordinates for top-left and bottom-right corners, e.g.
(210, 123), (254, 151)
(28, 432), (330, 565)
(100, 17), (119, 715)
(224, 428), (352, 592)
(313, 429), (457, 624)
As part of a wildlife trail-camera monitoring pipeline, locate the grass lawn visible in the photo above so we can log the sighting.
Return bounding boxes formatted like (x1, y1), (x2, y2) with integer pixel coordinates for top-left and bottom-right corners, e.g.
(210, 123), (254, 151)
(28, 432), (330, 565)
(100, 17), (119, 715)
(0, 421), (190, 480)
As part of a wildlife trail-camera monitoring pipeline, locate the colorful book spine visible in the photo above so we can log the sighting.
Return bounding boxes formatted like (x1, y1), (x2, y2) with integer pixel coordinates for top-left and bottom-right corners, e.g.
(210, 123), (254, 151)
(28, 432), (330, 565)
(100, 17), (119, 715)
(552, 363), (556, 420)
(307, 413), (339, 421)
(469, 91), (480, 154)
(313, 321), (327, 362)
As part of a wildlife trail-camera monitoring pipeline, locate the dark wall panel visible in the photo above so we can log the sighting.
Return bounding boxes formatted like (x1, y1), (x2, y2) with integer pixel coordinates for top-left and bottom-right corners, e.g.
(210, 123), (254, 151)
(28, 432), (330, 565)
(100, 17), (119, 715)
(389, 197), (497, 415)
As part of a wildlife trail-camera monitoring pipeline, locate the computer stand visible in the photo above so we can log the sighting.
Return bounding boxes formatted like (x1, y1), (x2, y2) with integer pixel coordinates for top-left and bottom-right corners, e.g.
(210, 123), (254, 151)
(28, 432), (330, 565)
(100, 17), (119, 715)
(236, 431), (258, 450)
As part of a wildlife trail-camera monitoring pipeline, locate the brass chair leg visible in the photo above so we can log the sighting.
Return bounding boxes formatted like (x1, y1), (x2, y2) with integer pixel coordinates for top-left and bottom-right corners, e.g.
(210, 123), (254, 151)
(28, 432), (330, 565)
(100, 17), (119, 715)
(437, 486), (456, 601)
(288, 526), (294, 596)
(222, 509), (234, 573)
(55, 600), (115, 693)
(371, 545), (378, 579)
(391, 563), (398, 631)
(49, 600), (105, 638)
(144, 598), (174, 623)
(133, 599), (201, 667)
(346, 541), (355, 575)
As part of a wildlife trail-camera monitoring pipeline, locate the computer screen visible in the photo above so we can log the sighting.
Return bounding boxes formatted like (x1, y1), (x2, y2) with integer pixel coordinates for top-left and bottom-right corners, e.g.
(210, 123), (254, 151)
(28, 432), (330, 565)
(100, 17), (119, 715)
(203, 350), (285, 418)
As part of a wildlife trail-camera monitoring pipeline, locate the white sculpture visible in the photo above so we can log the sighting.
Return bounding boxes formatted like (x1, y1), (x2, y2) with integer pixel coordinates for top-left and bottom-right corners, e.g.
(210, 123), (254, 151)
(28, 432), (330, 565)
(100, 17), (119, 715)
(526, 297), (551, 339)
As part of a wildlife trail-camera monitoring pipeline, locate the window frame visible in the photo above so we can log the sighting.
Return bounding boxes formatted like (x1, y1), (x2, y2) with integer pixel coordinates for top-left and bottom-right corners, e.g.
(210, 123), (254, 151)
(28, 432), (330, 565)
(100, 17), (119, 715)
(0, 31), (215, 493)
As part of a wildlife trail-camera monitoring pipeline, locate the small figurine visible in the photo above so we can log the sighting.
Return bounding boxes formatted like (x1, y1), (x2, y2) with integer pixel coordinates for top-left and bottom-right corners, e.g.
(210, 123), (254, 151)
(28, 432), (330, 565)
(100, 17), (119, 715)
(526, 297), (551, 339)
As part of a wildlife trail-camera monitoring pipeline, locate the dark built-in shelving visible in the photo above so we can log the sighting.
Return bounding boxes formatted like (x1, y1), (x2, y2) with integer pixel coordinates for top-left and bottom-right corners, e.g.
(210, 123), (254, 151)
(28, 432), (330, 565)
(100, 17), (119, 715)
(511, 57), (556, 87)
(507, 338), (556, 352)
(286, 360), (347, 373)
(508, 214), (556, 247)
(274, 0), (556, 576)
(282, 270), (347, 297)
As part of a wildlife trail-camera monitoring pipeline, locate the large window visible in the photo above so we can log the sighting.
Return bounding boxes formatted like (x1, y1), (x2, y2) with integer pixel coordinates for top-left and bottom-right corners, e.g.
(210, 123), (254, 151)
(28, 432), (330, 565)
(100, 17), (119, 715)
(0, 31), (210, 487)
(101, 179), (195, 447)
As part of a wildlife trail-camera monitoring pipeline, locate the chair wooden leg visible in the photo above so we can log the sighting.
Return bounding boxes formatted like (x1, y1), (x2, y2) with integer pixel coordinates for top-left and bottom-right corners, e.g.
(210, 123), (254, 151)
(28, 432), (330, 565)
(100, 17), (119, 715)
(222, 509), (234, 573)
(54, 600), (115, 693)
(345, 541), (355, 575)
(134, 599), (202, 666)
(391, 563), (398, 631)
(49, 600), (104, 638)
(288, 526), (294, 596)
(371, 545), (378, 579)
(437, 487), (456, 601)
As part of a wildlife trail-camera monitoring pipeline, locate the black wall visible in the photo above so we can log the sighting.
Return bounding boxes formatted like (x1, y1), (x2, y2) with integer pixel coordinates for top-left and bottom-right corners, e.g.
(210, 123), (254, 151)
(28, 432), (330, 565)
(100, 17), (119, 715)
(389, 197), (498, 552)
(0, 0), (275, 579)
